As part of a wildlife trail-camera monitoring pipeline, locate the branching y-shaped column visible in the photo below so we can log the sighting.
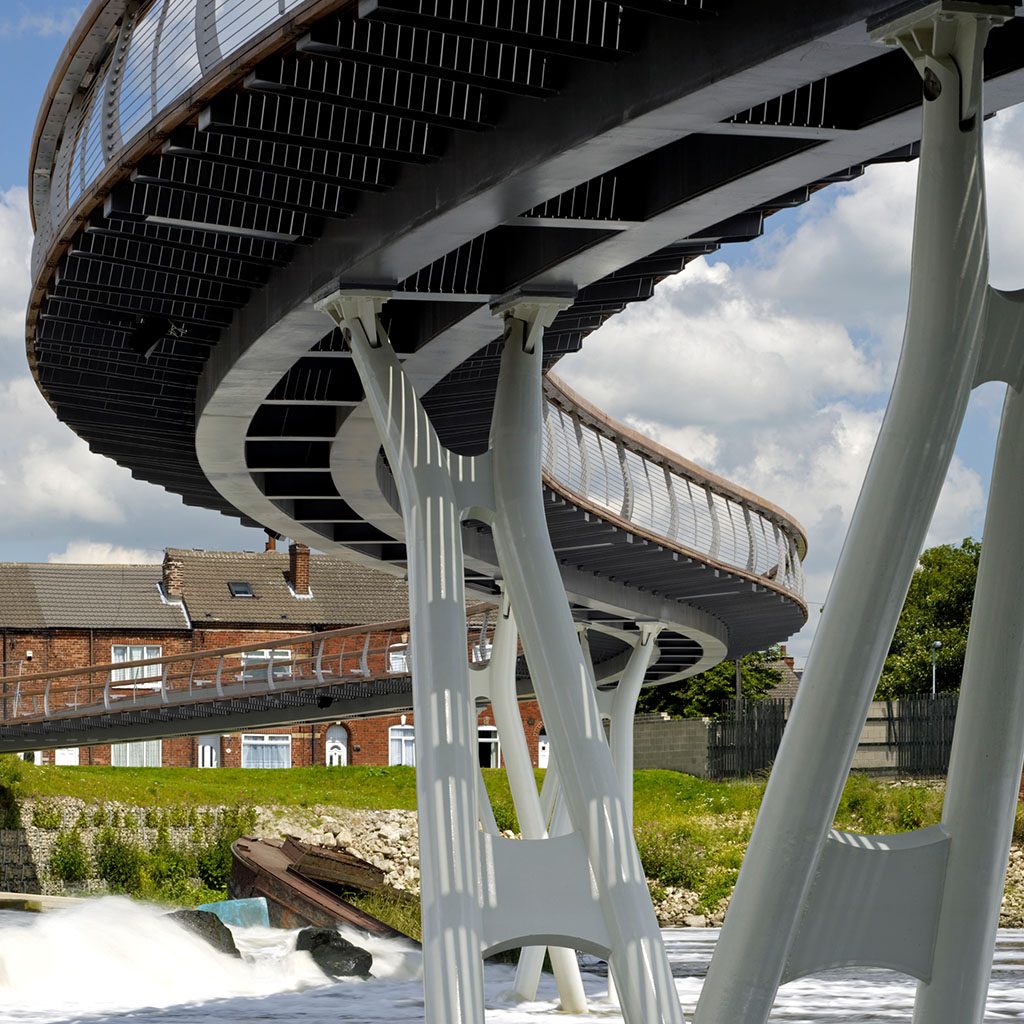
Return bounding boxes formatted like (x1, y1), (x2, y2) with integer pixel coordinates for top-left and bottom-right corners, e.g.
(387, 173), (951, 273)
(317, 291), (487, 1024)
(696, 6), (1019, 1023)
(491, 297), (683, 1024)
(319, 289), (684, 1024)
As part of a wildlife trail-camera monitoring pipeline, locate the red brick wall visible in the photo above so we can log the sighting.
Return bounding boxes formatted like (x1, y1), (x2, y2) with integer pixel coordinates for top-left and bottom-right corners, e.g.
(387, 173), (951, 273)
(7, 625), (548, 769)
(340, 699), (545, 767)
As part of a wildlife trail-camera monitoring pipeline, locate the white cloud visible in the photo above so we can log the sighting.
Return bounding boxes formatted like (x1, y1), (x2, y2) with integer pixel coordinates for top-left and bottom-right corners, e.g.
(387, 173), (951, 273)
(0, 188), (32, 350)
(0, 6), (84, 39)
(49, 541), (161, 564)
(559, 108), (1024, 664)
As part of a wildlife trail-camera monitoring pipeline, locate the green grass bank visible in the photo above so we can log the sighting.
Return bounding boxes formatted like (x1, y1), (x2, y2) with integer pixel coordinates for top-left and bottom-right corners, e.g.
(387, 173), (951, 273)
(4, 759), (986, 920)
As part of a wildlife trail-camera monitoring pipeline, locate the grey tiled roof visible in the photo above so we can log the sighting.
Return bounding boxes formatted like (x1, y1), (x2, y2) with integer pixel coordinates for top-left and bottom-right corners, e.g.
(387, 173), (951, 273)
(0, 563), (187, 630)
(167, 549), (409, 626)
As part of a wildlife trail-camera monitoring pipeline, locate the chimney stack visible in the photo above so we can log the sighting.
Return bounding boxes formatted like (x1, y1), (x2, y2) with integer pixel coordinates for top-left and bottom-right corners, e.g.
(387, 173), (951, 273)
(162, 552), (184, 599)
(264, 530), (277, 553)
(289, 542), (310, 596)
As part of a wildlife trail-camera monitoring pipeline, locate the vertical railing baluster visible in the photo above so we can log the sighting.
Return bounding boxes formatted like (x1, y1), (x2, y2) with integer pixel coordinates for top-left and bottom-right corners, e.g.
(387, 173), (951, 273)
(665, 468), (679, 541)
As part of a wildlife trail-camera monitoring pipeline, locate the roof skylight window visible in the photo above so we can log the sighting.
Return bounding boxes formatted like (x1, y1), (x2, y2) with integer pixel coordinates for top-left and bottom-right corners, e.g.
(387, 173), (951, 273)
(228, 581), (254, 598)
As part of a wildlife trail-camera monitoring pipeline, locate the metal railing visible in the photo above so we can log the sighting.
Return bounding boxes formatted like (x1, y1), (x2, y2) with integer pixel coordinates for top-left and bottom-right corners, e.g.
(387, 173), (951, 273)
(32, 0), (328, 278)
(542, 379), (806, 599)
(0, 610), (497, 726)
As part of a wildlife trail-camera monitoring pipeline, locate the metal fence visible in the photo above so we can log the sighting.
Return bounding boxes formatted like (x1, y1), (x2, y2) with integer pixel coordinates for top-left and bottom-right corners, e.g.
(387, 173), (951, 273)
(894, 695), (958, 776)
(706, 694), (960, 779)
(707, 698), (790, 778)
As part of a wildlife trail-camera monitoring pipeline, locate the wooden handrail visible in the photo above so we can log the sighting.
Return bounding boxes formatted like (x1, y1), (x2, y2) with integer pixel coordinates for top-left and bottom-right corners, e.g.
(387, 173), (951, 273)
(0, 603), (494, 689)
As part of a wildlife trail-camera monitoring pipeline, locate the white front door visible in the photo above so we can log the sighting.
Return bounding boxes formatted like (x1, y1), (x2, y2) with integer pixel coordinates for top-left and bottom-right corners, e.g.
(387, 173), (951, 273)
(197, 736), (219, 768)
(326, 725), (348, 766)
(537, 729), (550, 769)
(55, 747), (79, 766)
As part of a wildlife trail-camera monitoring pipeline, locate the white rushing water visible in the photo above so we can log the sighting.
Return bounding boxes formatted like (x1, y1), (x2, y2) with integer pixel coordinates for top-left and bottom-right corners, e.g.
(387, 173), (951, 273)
(2, 899), (1024, 1022)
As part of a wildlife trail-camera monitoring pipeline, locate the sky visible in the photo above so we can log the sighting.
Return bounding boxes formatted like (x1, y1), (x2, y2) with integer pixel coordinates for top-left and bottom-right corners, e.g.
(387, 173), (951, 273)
(0, 5), (1021, 666)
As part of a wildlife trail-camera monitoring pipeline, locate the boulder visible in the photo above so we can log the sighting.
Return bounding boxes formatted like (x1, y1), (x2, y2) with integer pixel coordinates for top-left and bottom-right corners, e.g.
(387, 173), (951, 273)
(167, 909), (240, 957)
(295, 926), (373, 978)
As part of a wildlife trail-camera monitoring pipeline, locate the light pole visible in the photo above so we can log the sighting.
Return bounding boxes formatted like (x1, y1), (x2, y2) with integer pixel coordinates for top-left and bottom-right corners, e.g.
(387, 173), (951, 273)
(931, 640), (942, 698)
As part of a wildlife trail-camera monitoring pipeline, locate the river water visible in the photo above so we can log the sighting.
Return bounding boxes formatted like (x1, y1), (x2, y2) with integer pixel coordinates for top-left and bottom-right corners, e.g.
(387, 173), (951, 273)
(2, 898), (1023, 1022)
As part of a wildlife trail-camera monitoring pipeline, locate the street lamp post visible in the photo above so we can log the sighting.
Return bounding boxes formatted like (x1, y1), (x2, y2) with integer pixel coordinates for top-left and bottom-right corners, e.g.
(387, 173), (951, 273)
(931, 640), (942, 698)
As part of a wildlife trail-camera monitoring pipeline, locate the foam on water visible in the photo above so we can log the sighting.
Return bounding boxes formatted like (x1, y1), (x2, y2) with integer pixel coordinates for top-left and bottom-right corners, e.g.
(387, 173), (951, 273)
(0, 897), (328, 1021)
(2, 902), (1024, 1023)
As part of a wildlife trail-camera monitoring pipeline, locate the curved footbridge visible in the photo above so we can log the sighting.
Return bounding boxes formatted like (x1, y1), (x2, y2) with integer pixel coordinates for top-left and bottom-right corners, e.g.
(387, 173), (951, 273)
(24, 2), (1024, 1024)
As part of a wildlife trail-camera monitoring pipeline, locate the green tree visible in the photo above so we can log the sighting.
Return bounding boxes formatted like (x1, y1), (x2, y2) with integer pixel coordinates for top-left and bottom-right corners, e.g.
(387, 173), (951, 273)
(636, 647), (783, 719)
(877, 537), (980, 699)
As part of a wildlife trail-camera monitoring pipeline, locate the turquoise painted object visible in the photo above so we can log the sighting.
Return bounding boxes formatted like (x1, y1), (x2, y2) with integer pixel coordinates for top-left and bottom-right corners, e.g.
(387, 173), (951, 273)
(197, 897), (270, 929)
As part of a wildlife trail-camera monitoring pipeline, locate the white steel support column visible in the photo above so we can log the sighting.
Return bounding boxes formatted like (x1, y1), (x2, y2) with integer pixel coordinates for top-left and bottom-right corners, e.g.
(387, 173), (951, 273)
(609, 623), (663, 826)
(695, 6), (1012, 1023)
(486, 596), (588, 1011)
(490, 298), (683, 1024)
(914, 388), (1024, 1022)
(317, 292), (485, 1024)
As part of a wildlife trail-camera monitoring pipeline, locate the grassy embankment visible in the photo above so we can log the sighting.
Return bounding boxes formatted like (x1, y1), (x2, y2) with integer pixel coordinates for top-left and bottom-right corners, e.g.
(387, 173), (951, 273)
(6, 759), (989, 938)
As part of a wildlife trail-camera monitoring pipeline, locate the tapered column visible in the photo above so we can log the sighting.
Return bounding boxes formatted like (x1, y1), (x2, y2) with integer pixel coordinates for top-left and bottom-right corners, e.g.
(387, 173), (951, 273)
(696, 9), (1000, 1023)
(914, 383), (1024, 1023)
(610, 624), (663, 826)
(490, 299), (683, 1024)
(487, 598), (588, 1010)
(317, 292), (485, 1024)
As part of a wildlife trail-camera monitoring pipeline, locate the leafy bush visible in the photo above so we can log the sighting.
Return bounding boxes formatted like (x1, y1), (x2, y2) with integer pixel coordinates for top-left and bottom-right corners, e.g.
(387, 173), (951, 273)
(92, 805), (108, 828)
(194, 806), (258, 892)
(634, 821), (702, 890)
(31, 801), (62, 830)
(0, 755), (23, 828)
(94, 827), (145, 893)
(51, 829), (90, 883)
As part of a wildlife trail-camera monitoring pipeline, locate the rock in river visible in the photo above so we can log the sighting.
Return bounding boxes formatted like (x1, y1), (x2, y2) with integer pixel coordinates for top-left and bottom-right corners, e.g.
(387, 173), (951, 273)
(295, 926), (373, 978)
(166, 909), (240, 957)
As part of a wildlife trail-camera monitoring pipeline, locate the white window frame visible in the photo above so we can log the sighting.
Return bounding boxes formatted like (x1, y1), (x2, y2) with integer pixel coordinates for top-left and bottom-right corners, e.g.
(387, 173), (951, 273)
(387, 643), (409, 673)
(478, 724), (500, 768)
(240, 648), (294, 683)
(241, 733), (292, 769)
(388, 724), (415, 766)
(471, 640), (493, 664)
(111, 739), (162, 767)
(110, 644), (163, 690)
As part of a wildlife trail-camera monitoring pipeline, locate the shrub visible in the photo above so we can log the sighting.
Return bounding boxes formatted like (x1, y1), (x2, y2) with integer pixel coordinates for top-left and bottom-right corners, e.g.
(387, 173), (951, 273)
(94, 827), (145, 893)
(51, 829), (91, 884)
(194, 805), (258, 893)
(0, 755), (23, 828)
(31, 801), (62, 830)
(92, 805), (108, 828)
(634, 821), (702, 890)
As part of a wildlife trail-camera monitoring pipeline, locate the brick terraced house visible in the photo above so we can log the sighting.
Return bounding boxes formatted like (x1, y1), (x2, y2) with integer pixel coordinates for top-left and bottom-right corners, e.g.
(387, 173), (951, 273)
(0, 543), (545, 770)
